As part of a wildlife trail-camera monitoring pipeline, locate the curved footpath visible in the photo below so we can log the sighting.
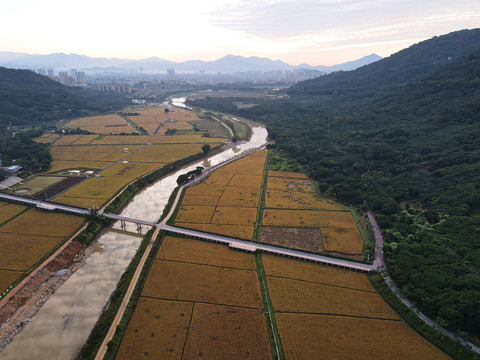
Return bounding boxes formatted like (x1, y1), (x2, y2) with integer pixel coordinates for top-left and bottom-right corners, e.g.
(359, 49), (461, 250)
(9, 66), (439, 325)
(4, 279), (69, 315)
(368, 211), (480, 354)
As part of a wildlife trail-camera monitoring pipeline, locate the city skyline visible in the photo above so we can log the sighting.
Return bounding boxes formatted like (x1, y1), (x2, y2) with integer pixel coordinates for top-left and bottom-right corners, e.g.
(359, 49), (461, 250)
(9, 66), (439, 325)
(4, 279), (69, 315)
(1, 0), (479, 66)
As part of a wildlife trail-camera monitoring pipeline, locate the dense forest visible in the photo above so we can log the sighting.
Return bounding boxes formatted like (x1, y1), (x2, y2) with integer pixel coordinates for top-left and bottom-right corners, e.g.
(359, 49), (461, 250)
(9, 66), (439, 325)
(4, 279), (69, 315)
(0, 67), (129, 172)
(0, 67), (129, 129)
(186, 29), (480, 340)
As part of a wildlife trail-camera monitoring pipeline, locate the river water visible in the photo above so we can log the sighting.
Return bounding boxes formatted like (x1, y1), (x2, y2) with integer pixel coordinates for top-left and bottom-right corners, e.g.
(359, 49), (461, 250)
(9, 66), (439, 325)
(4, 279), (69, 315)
(0, 111), (267, 359)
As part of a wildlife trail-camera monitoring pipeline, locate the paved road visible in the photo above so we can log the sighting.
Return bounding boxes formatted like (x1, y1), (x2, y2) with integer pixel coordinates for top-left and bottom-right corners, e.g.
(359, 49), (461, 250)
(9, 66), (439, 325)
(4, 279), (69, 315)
(368, 211), (385, 268)
(367, 211), (480, 354)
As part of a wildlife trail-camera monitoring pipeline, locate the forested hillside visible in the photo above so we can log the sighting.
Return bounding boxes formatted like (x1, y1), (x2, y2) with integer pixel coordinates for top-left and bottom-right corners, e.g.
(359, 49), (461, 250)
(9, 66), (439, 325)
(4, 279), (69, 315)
(0, 67), (129, 174)
(186, 29), (480, 340)
(0, 67), (128, 128)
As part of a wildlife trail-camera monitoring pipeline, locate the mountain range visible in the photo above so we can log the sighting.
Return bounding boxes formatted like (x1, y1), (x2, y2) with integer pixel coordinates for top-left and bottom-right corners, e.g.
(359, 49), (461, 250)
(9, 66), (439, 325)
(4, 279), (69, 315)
(0, 52), (382, 74)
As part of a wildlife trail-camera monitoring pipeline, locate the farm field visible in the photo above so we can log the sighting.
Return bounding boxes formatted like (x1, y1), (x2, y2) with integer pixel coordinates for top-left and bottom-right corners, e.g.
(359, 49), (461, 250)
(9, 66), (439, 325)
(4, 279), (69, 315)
(261, 254), (448, 359)
(0, 203), (27, 224)
(151, 133), (226, 144)
(47, 160), (115, 173)
(50, 145), (135, 162)
(65, 114), (136, 134)
(117, 236), (270, 359)
(53, 175), (135, 208)
(125, 107), (200, 134)
(33, 133), (60, 144)
(0, 209), (84, 238)
(90, 135), (150, 145)
(127, 143), (209, 163)
(0, 208), (83, 293)
(276, 313), (449, 360)
(4, 176), (64, 197)
(173, 150), (267, 240)
(260, 170), (363, 256)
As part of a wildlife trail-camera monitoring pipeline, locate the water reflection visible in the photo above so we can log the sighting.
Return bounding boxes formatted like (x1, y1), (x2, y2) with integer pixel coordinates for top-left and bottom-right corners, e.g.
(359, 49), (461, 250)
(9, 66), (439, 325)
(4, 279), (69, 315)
(0, 126), (268, 359)
(0, 232), (140, 360)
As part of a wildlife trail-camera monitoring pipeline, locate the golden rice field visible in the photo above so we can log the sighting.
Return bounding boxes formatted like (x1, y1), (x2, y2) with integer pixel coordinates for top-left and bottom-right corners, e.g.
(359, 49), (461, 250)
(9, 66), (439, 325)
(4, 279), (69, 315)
(217, 186), (260, 207)
(174, 205), (216, 223)
(262, 208), (357, 229)
(181, 194), (220, 206)
(0, 233), (65, 271)
(50, 145), (134, 162)
(53, 175), (134, 207)
(142, 260), (262, 308)
(276, 313), (449, 360)
(0, 270), (23, 293)
(116, 298), (193, 360)
(262, 254), (374, 292)
(47, 160), (114, 173)
(175, 222), (254, 240)
(127, 143), (208, 163)
(322, 227), (364, 255)
(211, 206), (258, 226)
(90, 135), (151, 145)
(156, 236), (256, 270)
(0, 209), (84, 238)
(265, 189), (348, 211)
(229, 173), (263, 188)
(183, 182), (226, 197)
(65, 114), (136, 134)
(267, 176), (315, 192)
(52, 135), (99, 146)
(268, 170), (309, 179)
(203, 172), (235, 186)
(33, 133), (60, 143)
(267, 276), (399, 320)
(182, 303), (271, 360)
(98, 162), (160, 178)
(126, 108), (202, 134)
(0, 203), (27, 224)
(174, 151), (266, 239)
(152, 134), (226, 144)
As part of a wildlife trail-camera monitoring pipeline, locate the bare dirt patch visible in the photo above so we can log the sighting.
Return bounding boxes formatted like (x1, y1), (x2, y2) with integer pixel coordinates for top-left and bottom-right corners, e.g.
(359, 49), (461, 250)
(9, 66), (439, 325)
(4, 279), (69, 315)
(260, 226), (324, 253)
(0, 241), (86, 351)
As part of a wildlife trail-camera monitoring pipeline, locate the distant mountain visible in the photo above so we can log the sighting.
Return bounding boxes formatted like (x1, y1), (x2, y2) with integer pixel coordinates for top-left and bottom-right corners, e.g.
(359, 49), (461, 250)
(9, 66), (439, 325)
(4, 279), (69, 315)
(297, 53), (383, 73)
(288, 28), (480, 95)
(0, 52), (381, 74)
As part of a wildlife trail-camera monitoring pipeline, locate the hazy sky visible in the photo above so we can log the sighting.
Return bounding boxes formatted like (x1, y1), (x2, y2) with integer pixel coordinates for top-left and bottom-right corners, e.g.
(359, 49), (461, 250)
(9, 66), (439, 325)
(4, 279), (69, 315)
(1, 0), (479, 65)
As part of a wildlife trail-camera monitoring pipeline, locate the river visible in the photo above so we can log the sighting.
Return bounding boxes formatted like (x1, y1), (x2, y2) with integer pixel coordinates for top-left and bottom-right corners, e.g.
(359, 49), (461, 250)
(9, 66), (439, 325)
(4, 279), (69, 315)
(0, 110), (267, 359)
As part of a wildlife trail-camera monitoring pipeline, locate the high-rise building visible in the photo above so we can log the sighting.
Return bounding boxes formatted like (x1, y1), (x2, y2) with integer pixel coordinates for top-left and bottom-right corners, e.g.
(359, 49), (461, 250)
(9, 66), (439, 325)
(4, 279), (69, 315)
(47, 68), (54, 76)
(58, 71), (69, 85)
(167, 68), (175, 77)
(76, 71), (86, 85)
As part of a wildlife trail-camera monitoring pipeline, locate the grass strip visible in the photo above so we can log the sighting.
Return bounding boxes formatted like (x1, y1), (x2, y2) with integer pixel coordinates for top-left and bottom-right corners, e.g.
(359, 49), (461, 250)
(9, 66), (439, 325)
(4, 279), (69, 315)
(255, 253), (284, 360)
(75, 227), (159, 360)
(368, 271), (478, 360)
(166, 187), (186, 225)
(253, 150), (269, 242)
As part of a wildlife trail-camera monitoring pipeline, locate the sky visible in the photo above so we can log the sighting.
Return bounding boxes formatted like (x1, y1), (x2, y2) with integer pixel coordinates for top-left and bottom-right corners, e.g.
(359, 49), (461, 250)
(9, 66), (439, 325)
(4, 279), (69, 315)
(1, 0), (480, 66)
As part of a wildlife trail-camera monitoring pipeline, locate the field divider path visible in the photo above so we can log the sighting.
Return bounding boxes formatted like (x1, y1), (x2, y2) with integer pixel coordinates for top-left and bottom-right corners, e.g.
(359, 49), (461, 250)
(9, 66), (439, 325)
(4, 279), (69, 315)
(256, 254), (284, 360)
(94, 225), (161, 360)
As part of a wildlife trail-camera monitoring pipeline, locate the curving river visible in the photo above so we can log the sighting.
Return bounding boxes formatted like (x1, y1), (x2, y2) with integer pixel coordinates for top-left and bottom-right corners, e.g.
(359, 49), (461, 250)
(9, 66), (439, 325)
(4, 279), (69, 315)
(0, 112), (267, 360)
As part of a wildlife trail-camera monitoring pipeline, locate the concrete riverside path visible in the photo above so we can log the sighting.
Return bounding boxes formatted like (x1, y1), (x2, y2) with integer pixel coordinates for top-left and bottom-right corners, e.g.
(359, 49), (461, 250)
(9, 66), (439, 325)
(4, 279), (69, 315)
(367, 210), (480, 354)
(94, 225), (161, 360)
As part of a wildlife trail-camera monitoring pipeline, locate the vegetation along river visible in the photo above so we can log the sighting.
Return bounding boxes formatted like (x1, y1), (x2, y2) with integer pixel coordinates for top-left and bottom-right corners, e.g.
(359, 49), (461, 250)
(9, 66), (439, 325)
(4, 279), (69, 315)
(0, 113), (268, 359)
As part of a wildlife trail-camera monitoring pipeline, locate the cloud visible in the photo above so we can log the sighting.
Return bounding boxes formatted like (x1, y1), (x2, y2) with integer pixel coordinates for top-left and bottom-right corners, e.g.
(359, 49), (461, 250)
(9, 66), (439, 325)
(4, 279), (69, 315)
(210, 0), (480, 40)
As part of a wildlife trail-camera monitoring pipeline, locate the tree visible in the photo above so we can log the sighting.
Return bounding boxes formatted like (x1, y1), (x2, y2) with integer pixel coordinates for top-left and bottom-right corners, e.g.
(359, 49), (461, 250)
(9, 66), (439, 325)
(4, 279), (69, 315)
(202, 144), (211, 154)
(0, 168), (7, 181)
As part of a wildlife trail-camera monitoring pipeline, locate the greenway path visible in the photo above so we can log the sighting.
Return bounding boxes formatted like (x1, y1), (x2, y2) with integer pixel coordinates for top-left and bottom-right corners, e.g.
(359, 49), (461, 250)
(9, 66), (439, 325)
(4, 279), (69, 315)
(0, 192), (372, 273)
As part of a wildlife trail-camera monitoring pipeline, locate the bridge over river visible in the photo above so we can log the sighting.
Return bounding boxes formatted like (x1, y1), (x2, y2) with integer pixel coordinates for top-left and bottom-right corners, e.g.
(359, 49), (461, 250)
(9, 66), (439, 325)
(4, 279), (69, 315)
(0, 192), (373, 272)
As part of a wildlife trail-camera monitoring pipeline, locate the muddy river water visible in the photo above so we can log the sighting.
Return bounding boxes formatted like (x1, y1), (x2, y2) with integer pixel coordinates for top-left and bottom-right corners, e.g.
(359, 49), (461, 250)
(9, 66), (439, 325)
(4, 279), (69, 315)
(0, 115), (267, 359)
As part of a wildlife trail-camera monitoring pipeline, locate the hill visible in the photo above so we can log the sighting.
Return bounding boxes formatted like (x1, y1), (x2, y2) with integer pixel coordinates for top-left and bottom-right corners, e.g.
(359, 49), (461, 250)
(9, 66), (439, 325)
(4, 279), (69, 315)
(185, 28), (480, 341)
(0, 67), (128, 128)
(288, 28), (480, 94)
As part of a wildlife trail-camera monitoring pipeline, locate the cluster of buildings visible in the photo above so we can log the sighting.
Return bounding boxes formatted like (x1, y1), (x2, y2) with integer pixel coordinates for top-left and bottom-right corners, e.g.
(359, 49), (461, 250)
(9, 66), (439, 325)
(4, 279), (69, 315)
(34, 68), (86, 86)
